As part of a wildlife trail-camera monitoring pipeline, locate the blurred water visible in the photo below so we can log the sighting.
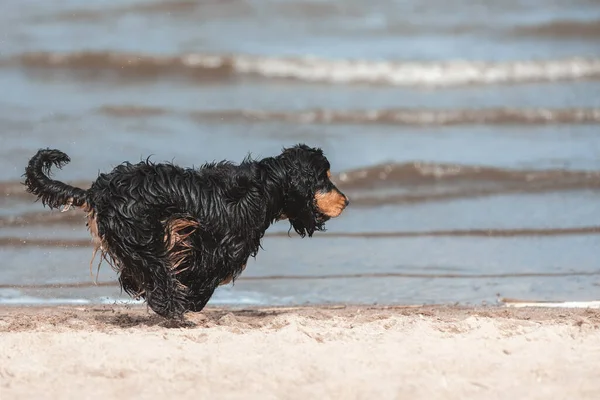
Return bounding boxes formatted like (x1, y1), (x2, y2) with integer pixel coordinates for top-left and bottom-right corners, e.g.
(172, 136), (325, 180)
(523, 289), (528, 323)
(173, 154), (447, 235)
(1, 0), (600, 306)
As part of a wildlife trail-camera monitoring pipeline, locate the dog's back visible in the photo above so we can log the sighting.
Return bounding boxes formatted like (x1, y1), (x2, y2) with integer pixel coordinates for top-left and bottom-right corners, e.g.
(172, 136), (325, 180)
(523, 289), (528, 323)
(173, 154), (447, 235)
(88, 159), (261, 219)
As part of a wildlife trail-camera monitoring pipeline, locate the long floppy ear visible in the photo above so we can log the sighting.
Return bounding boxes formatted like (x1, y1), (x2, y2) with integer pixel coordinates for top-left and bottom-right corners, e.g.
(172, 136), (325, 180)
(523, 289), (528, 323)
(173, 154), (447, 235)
(286, 191), (318, 238)
(279, 145), (326, 237)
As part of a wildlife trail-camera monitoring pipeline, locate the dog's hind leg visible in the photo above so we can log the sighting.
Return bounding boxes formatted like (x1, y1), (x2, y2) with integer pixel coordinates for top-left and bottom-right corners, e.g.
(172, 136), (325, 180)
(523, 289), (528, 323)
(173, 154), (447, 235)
(104, 239), (190, 319)
(108, 251), (188, 319)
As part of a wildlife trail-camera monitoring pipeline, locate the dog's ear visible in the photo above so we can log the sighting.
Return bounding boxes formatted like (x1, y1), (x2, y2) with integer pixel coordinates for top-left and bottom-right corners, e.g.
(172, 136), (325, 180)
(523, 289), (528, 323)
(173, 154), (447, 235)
(286, 171), (319, 237)
(278, 145), (327, 237)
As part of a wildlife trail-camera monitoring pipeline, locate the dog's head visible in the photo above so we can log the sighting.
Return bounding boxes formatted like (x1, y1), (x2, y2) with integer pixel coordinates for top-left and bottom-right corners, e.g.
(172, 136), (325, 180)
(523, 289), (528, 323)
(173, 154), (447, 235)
(277, 144), (349, 237)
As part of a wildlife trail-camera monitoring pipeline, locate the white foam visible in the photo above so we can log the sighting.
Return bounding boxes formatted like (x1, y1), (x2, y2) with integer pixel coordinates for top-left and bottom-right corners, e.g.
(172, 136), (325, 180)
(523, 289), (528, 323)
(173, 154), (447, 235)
(228, 55), (600, 87)
(0, 288), (282, 307)
(18, 51), (600, 87)
(0, 296), (90, 305)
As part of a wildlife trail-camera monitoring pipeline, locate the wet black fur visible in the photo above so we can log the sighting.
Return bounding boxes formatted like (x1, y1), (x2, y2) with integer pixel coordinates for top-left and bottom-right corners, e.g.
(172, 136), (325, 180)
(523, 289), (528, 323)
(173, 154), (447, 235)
(24, 144), (348, 319)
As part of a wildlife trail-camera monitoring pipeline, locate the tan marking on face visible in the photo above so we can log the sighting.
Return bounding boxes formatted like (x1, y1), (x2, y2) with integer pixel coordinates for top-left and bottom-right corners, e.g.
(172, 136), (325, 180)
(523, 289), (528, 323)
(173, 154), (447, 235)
(315, 190), (347, 218)
(220, 263), (247, 286)
(326, 170), (332, 178)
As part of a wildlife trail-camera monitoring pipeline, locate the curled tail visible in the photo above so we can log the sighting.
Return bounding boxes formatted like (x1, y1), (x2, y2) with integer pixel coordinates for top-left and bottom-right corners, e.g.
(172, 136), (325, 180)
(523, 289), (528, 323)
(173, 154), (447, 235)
(24, 149), (88, 209)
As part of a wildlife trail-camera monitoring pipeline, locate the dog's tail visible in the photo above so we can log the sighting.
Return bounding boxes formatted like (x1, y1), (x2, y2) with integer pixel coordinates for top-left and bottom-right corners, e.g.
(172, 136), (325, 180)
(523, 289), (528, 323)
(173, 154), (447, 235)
(24, 149), (88, 209)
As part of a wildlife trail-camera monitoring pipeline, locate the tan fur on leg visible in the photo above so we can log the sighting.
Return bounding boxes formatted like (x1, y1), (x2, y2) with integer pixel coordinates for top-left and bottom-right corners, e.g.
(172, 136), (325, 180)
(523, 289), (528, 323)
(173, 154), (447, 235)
(83, 203), (112, 284)
(163, 217), (200, 276)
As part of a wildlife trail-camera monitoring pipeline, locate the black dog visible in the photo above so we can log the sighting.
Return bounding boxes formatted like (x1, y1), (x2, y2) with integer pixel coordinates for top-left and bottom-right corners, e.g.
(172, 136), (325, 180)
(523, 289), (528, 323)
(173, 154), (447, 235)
(24, 144), (349, 319)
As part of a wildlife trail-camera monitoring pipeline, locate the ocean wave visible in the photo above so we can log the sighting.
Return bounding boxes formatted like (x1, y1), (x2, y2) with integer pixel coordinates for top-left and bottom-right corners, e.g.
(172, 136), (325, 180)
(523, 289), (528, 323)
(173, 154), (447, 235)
(331, 162), (600, 205)
(188, 108), (600, 126)
(8, 51), (600, 87)
(3, 268), (600, 291)
(0, 211), (84, 229)
(335, 162), (600, 188)
(0, 288), (91, 305)
(1, 226), (599, 248)
(98, 105), (169, 117)
(56, 0), (200, 20)
(99, 104), (600, 125)
(46, 0), (248, 22)
(0, 288), (142, 306)
(512, 19), (600, 39)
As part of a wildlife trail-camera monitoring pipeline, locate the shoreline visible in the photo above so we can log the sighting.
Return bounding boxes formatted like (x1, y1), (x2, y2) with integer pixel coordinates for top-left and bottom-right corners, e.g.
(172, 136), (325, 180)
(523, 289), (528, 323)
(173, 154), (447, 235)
(1, 304), (599, 399)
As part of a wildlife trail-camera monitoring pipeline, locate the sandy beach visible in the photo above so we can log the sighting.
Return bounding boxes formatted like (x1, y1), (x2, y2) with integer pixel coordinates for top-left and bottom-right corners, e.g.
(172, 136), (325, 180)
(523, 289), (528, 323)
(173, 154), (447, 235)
(1, 304), (599, 400)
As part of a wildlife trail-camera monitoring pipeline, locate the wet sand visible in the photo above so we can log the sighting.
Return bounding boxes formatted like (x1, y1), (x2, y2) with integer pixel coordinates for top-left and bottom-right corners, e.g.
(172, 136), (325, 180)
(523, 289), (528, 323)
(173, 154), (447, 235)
(1, 304), (599, 399)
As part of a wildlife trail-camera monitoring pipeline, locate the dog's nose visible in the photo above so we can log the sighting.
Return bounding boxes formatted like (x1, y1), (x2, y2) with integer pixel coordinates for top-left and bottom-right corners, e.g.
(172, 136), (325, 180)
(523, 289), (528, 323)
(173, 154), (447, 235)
(344, 196), (350, 207)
